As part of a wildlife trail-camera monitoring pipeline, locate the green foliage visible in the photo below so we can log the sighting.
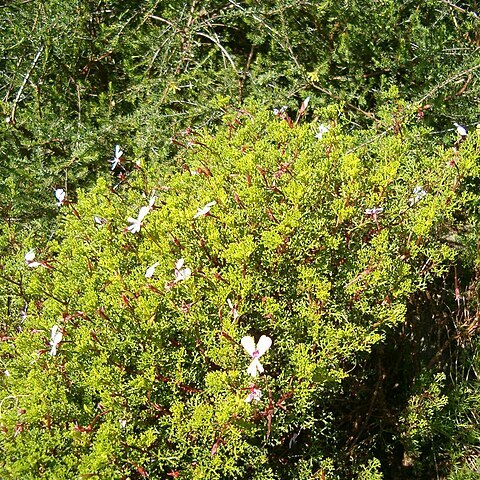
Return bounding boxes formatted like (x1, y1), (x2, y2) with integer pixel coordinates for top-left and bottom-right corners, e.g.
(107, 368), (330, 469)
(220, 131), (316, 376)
(1, 0), (479, 236)
(1, 0), (480, 477)
(400, 373), (449, 466)
(356, 458), (383, 480)
(1, 105), (479, 478)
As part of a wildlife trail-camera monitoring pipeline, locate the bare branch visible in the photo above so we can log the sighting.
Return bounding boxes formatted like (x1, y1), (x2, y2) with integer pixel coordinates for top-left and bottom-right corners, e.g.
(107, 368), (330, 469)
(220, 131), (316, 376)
(418, 63), (480, 105)
(9, 46), (44, 125)
(196, 31), (237, 73)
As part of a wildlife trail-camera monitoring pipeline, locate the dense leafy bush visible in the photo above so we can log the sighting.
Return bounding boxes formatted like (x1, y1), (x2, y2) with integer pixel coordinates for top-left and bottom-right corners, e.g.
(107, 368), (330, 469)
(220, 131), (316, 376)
(1, 104), (479, 478)
(1, 1), (480, 477)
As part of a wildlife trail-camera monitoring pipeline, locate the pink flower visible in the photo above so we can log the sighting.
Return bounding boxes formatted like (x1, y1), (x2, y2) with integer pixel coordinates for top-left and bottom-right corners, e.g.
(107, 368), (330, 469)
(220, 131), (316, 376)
(365, 206), (384, 222)
(245, 385), (262, 403)
(174, 258), (191, 283)
(241, 335), (272, 377)
(179, 302), (193, 314)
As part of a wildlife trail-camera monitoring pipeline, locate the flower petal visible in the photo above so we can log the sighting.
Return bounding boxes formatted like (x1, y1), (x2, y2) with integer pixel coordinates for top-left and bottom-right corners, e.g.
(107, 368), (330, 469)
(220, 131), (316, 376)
(114, 145), (123, 158)
(51, 325), (63, 344)
(247, 359), (258, 377)
(55, 189), (65, 204)
(254, 358), (264, 375)
(137, 206), (150, 223)
(181, 267), (191, 281)
(175, 258), (185, 270)
(256, 335), (272, 357)
(241, 336), (256, 357)
(25, 249), (35, 262)
(145, 262), (159, 279)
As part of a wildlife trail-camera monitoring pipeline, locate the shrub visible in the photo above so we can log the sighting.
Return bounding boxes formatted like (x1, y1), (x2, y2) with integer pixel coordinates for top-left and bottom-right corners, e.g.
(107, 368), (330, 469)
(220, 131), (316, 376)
(1, 103), (478, 478)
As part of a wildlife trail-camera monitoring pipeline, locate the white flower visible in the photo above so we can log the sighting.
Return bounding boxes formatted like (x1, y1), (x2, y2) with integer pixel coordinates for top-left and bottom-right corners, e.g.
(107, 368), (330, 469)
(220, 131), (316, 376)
(126, 205), (151, 233)
(25, 249), (35, 262)
(145, 262), (159, 279)
(110, 144), (123, 170)
(315, 124), (330, 140)
(273, 106), (287, 116)
(227, 299), (239, 321)
(194, 201), (216, 219)
(245, 385), (262, 403)
(138, 205), (151, 222)
(148, 192), (156, 209)
(241, 335), (272, 377)
(174, 258), (191, 283)
(49, 325), (63, 356)
(25, 249), (41, 268)
(20, 304), (28, 321)
(365, 207), (384, 221)
(126, 217), (141, 233)
(454, 122), (468, 137)
(408, 186), (427, 206)
(55, 188), (66, 207)
(94, 216), (107, 225)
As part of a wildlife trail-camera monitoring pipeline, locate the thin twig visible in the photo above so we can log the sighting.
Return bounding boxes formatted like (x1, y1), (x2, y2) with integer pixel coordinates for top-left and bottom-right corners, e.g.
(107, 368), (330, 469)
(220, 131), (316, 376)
(10, 46), (44, 125)
(0, 0), (34, 7)
(4, 55), (24, 104)
(442, 0), (479, 18)
(76, 83), (81, 128)
(345, 129), (391, 155)
(196, 31), (237, 73)
(239, 45), (255, 103)
(418, 63), (480, 105)
(227, 0), (300, 62)
(227, 0), (278, 37)
(149, 14), (177, 29)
